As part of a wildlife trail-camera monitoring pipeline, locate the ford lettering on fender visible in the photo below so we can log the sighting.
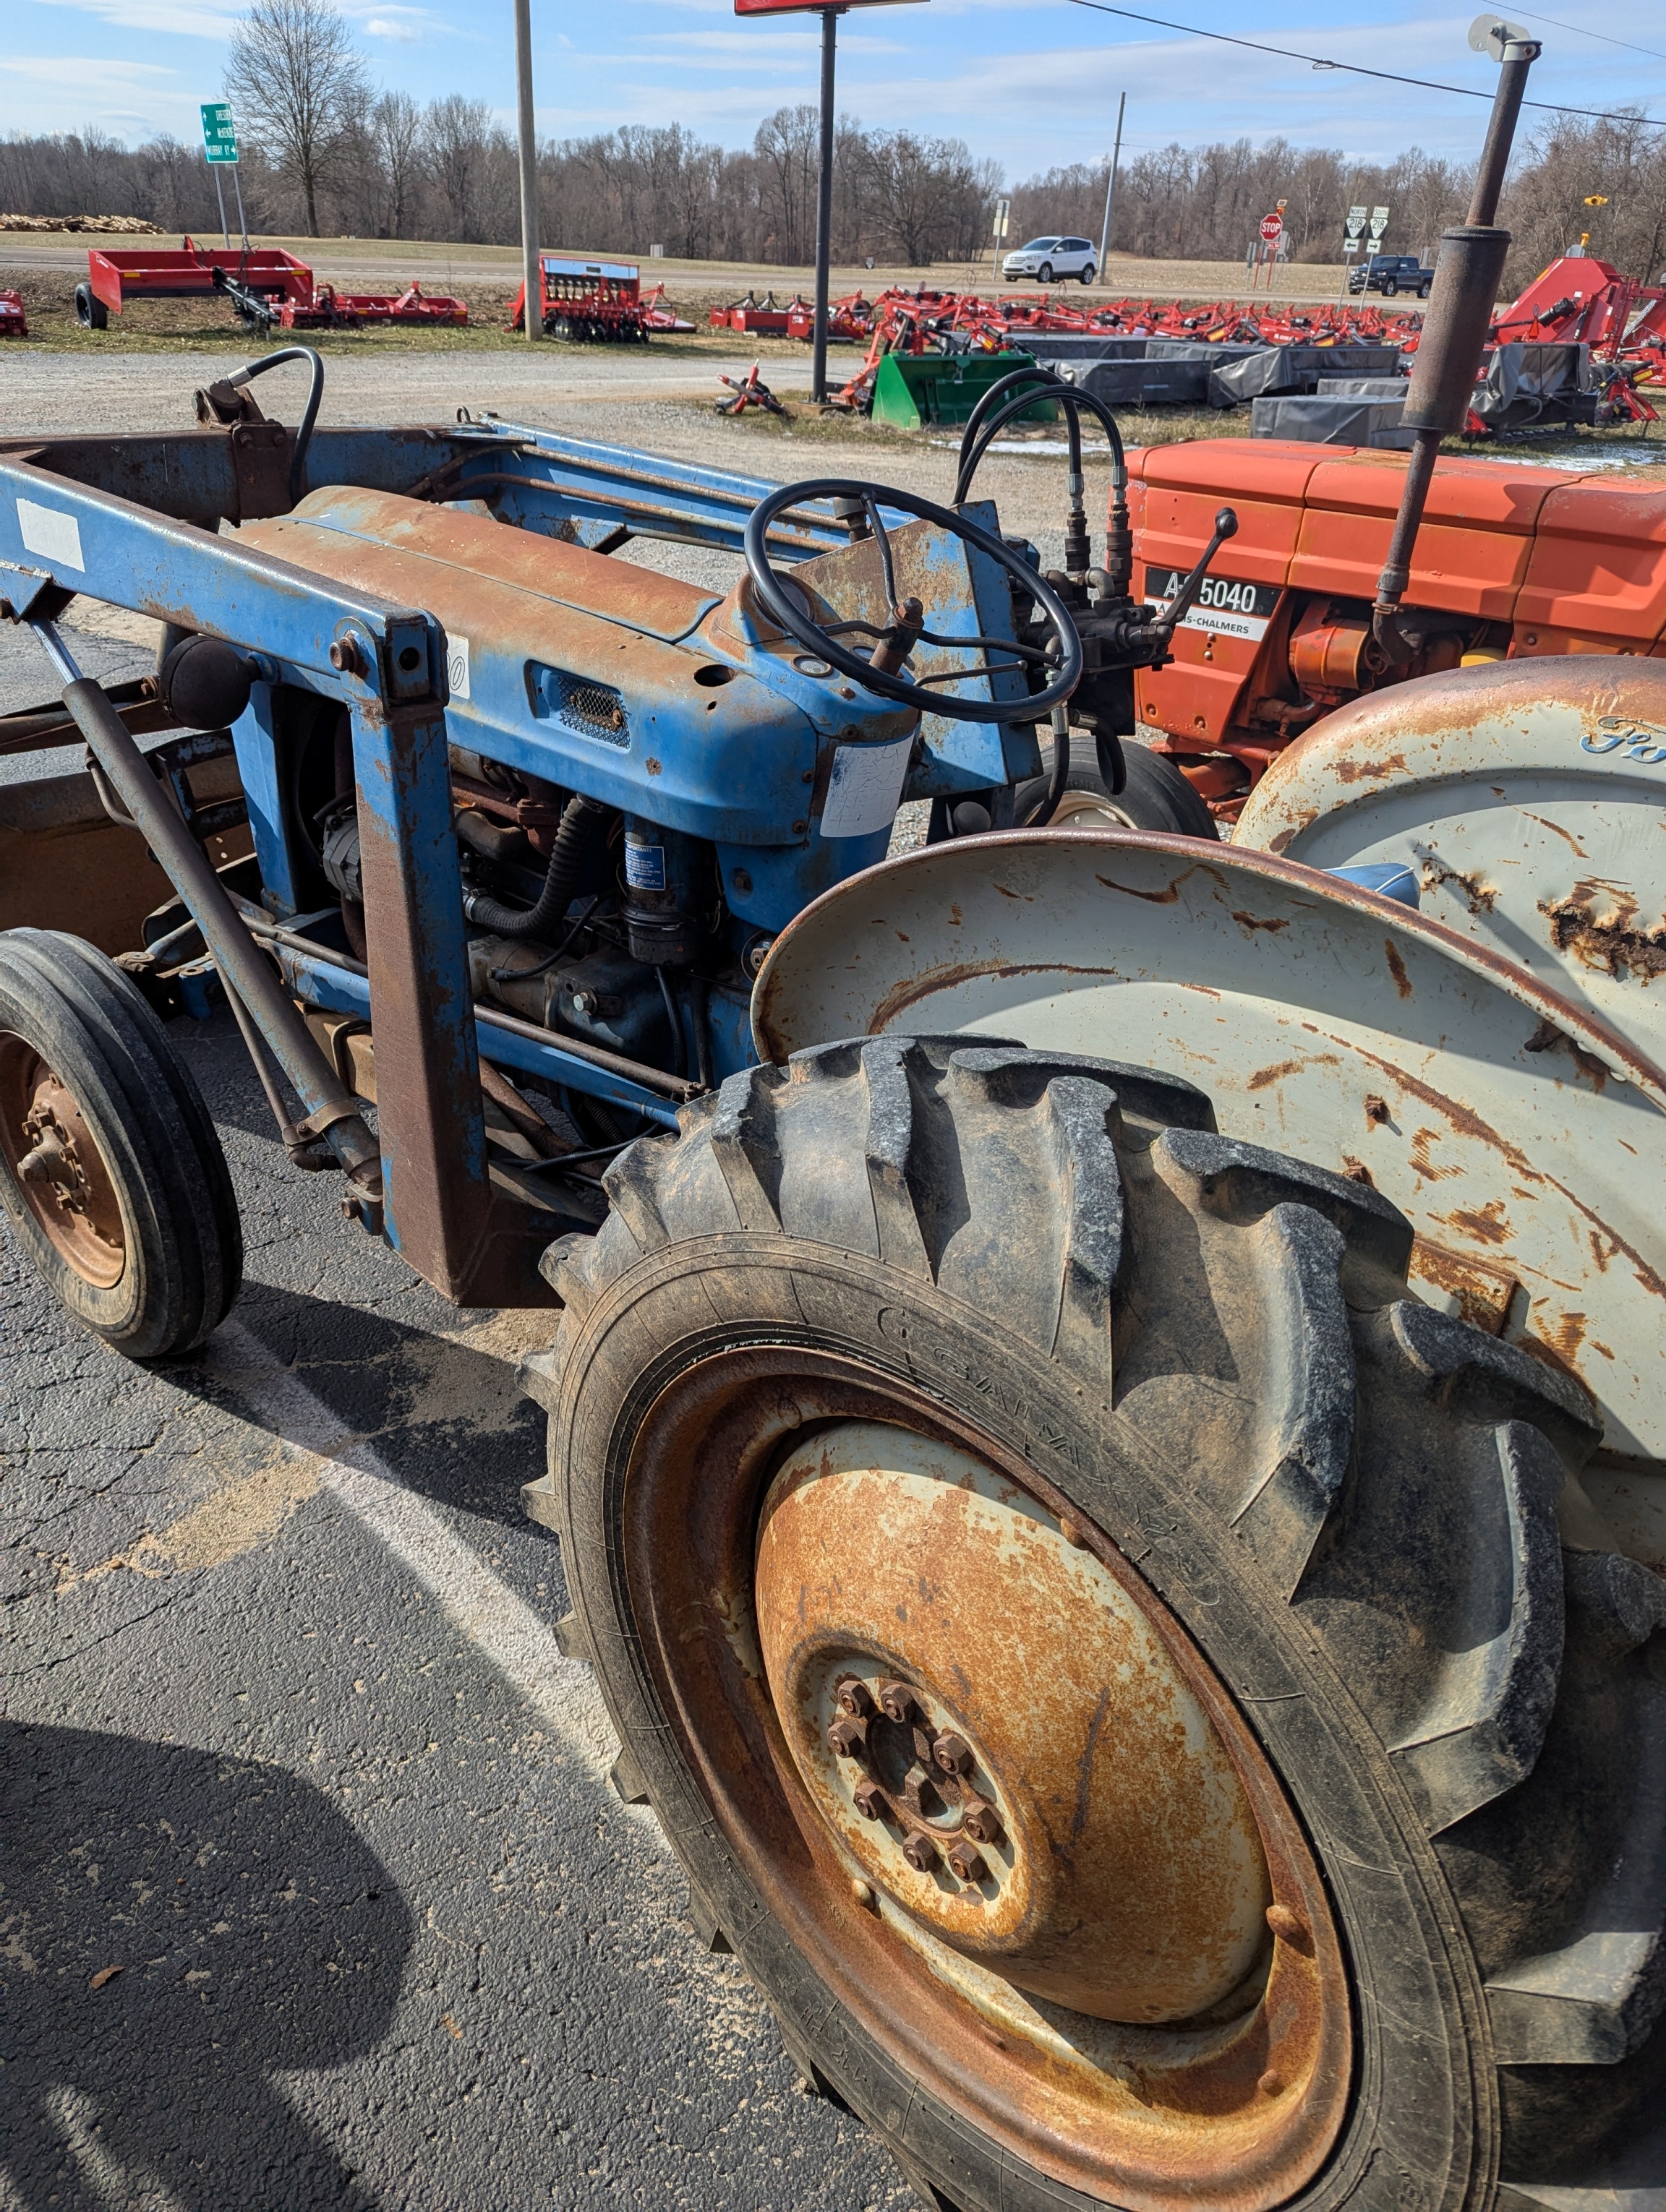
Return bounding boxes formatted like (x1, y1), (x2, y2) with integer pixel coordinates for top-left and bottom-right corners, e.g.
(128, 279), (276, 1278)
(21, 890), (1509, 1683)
(1581, 715), (1666, 764)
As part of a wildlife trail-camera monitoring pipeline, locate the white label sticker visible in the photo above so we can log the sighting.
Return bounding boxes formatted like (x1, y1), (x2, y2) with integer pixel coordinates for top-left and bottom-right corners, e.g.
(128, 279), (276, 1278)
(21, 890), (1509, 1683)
(17, 497), (84, 573)
(819, 734), (914, 840)
(445, 633), (471, 700)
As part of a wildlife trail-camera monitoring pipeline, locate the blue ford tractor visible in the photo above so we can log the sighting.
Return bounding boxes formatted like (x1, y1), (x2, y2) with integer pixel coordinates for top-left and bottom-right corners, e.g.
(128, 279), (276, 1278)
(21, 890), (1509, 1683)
(2, 329), (1662, 2212)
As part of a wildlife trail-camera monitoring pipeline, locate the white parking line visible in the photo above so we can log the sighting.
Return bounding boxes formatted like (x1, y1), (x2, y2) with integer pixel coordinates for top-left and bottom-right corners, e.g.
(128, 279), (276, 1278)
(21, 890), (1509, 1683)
(210, 1319), (619, 1786)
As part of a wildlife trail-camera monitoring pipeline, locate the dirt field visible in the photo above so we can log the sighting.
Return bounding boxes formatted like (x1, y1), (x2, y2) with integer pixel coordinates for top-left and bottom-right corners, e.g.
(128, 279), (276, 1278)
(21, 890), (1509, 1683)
(0, 226), (1374, 311)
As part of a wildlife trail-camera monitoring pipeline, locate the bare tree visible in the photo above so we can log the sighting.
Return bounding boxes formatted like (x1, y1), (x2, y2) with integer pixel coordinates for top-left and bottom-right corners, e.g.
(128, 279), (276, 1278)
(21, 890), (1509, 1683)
(224, 0), (368, 236)
(424, 95), (497, 243)
(861, 131), (991, 265)
(755, 106), (819, 265)
(372, 90), (424, 239)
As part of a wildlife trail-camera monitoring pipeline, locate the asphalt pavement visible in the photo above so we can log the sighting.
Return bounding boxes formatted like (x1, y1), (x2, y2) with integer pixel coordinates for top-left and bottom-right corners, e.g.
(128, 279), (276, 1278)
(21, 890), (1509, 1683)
(2, 1005), (918, 2212)
(0, 380), (920, 2208)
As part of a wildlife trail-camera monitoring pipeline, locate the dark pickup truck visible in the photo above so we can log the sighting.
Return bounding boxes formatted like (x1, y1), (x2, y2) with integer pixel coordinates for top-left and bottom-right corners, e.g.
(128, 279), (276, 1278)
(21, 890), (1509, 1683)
(1348, 252), (1435, 298)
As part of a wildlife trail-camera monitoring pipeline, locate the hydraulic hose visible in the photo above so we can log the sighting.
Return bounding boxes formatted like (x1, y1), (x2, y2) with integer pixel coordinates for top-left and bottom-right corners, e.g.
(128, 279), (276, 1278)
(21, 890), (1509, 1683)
(954, 370), (1127, 508)
(953, 366), (1131, 596)
(462, 793), (609, 940)
(218, 343), (324, 505)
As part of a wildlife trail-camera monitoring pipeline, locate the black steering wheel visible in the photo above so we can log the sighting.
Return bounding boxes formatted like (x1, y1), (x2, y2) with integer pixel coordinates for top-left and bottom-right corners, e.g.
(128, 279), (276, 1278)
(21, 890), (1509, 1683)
(743, 476), (1083, 725)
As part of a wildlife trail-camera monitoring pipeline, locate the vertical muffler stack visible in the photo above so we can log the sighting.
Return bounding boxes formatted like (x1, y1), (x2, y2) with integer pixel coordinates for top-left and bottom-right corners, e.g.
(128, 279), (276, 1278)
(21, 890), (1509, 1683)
(1373, 16), (1542, 660)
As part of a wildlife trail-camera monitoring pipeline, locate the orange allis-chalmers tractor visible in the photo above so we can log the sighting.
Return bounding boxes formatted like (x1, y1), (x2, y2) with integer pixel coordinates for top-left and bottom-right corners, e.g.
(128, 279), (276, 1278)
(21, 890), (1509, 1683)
(1125, 440), (1666, 819)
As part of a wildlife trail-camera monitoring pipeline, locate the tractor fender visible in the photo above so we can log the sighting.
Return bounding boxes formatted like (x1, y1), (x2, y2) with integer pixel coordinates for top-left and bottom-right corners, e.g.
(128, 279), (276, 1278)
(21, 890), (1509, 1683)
(1233, 653), (1666, 1060)
(751, 827), (1666, 1512)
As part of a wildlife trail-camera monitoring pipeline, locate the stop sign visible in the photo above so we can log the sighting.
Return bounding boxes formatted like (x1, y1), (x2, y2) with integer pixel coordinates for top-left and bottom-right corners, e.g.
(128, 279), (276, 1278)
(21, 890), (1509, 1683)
(1260, 212), (1283, 243)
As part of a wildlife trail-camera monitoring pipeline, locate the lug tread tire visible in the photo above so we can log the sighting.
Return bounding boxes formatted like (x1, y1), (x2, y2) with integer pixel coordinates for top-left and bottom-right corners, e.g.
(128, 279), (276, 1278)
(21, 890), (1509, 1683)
(1015, 737), (1221, 839)
(526, 1036), (1666, 2212)
(0, 930), (242, 1358)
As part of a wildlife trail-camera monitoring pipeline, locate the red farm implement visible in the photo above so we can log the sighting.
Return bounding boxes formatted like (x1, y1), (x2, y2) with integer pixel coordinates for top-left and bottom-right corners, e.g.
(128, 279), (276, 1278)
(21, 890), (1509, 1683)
(709, 291), (800, 335)
(509, 256), (649, 342)
(296, 281), (467, 330)
(0, 291), (26, 338)
(75, 241), (465, 334)
(641, 283), (694, 333)
(1485, 250), (1666, 424)
(785, 290), (873, 343)
(77, 241), (314, 329)
(816, 284), (1425, 411)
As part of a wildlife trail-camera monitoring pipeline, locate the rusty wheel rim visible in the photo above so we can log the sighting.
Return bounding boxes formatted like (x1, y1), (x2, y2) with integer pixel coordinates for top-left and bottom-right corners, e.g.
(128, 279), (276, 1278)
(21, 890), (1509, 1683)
(0, 1033), (127, 1290)
(622, 1350), (1353, 2212)
(1043, 787), (1148, 831)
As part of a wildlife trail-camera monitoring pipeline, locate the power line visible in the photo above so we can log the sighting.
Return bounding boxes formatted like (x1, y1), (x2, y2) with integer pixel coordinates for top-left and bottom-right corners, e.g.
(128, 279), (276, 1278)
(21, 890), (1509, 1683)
(1066, 0), (1666, 130)
(1510, 9), (1666, 67)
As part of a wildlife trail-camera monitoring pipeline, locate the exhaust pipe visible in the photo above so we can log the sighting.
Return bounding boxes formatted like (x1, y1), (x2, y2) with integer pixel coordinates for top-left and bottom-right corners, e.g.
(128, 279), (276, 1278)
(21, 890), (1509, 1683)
(1373, 15), (1541, 663)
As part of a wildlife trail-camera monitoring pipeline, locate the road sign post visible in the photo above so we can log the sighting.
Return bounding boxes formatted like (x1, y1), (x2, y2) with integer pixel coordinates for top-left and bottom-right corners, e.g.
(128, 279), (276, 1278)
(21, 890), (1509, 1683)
(1252, 204), (1284, 293)
(990, 195), (1009, 279)
(200, 102), (247, 252)
(735, 0), (927, 403)
(1341, 202), (1367, 301)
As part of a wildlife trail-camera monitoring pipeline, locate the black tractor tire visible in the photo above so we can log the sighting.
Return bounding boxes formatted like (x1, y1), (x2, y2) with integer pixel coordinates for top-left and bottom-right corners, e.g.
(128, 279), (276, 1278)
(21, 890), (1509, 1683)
(521, 1034), (1666, 2212)
(73, 282), (108, 331)
(1014, 732), (1221, 838)
(0, 930), (242, 1358)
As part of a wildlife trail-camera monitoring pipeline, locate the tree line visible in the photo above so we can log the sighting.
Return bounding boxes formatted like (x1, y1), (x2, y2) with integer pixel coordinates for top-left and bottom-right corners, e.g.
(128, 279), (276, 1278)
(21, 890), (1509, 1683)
(1, 0), (1661, 287)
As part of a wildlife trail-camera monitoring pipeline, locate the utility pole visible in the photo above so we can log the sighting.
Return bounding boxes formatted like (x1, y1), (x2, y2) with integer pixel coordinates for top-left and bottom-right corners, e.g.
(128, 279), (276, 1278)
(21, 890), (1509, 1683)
(811, 6), (842, 404)
(1098, 90), (1125, 278)
(514, 0), (541, 341)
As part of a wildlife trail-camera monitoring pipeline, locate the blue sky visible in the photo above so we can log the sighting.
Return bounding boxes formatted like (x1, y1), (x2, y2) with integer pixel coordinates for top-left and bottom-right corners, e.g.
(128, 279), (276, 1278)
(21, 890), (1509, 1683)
(2, 0), (1658, 176)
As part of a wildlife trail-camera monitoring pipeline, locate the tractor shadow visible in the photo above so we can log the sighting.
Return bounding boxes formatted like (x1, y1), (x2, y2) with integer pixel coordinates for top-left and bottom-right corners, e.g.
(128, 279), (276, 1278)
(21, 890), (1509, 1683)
(169, 1279), (555, 1535)
(1, 1720), (413, 2211)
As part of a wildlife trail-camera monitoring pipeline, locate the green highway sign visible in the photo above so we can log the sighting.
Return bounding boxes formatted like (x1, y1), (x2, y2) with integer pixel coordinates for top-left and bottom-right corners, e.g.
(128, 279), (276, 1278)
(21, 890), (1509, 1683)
(201, 101), (239, 164)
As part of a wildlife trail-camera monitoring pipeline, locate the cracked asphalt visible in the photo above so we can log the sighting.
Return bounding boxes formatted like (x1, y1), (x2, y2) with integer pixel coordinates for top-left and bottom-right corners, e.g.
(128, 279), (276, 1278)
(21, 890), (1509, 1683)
(0, 442), (919, 2204)
(2, 1007), (918, 2212)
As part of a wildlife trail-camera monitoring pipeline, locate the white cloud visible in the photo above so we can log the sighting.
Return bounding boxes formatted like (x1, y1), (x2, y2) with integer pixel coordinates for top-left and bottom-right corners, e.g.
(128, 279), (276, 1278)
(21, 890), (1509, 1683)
(25, 0), (236, 35)
(365, 14), (422, 36)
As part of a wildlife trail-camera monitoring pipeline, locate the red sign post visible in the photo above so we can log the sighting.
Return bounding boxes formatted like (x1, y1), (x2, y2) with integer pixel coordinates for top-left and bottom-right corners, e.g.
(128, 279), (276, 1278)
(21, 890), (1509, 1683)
(735, 0), (928, 399)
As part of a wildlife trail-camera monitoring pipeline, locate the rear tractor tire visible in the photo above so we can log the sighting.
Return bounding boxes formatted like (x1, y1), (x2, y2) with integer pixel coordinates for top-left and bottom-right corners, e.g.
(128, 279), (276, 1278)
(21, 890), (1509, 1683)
(521, 1034), (1666, 2212)
(1016, 732), (1221, 837)
(0, 930), (242, 1358)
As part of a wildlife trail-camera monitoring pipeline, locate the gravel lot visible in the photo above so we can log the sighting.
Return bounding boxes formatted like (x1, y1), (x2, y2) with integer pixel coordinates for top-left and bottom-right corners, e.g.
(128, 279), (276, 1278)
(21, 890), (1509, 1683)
(1, 348), (1002, 2211)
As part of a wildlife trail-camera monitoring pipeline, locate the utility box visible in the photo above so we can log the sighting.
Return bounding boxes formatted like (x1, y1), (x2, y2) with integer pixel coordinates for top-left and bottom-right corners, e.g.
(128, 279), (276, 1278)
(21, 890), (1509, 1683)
(869, 350), (1056, 429)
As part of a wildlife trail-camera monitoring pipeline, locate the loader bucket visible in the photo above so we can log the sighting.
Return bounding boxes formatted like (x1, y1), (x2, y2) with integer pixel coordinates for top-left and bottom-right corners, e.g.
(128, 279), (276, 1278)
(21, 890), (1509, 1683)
(868, 349), (1058, 429)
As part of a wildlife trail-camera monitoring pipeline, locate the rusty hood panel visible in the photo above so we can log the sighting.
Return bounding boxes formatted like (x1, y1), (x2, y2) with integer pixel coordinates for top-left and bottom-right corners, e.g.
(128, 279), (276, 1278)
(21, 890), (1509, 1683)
(240, 486), (719, 643)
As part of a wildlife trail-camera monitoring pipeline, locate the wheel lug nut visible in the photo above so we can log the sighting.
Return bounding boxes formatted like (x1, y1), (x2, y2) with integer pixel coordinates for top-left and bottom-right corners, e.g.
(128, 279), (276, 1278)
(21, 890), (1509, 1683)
(1266, 1903), (1308, 1945)
(878, 1678), (922, 1726)
(902, 1830), (940, 1872)
(932, 1731), (973, 1775)
(947, 1838), (988, 1883)
(962, 1801), (1004, 1848)
(836, 1679), (876, 1720)
(853, 1778), (889, 1821)
(826, 1714), (869, 1761)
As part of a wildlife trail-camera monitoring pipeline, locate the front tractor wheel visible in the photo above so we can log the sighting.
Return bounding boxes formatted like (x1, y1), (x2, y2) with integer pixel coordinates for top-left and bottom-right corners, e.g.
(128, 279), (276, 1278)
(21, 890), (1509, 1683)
(523, 1037), (1666, 2212)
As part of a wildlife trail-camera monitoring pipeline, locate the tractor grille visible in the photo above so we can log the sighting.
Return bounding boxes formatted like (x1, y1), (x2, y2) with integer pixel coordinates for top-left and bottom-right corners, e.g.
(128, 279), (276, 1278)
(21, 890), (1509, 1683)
(550, 670), (628, 745)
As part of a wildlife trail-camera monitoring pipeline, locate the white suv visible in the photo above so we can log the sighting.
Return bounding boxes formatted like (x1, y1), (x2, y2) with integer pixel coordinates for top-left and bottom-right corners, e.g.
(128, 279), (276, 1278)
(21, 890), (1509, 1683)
(1001, 236), (1098, 286)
